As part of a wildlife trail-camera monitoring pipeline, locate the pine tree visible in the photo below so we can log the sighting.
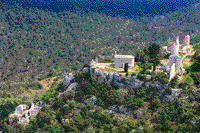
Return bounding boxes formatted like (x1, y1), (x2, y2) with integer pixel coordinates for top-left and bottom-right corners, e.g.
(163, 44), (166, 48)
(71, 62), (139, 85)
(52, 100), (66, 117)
(124, 63), (128, 73)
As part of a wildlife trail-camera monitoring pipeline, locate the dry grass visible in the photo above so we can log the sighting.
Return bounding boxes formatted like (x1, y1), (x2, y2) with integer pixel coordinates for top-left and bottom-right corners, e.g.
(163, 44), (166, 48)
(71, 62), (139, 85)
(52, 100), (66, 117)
(96, 63), (141, 76)
(21, 76), (58, 102)
(0, 76), (58, 103)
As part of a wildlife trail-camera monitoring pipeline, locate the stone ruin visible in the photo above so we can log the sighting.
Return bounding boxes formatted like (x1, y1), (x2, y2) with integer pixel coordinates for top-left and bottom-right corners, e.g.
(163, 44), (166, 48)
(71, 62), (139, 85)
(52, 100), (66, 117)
(8, 102), (44, 129)
(163, 36), (185, 81)
(167, 35), (190, 54)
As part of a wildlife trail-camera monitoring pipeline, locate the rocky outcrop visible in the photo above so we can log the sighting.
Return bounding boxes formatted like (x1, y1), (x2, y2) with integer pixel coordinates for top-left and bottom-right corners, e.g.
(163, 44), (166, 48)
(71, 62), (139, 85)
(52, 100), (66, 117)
(84, 96), (97, 105)
(63, 73), (75, 86)
(9, 102), (45, 128)
(58, 83), (79, 98)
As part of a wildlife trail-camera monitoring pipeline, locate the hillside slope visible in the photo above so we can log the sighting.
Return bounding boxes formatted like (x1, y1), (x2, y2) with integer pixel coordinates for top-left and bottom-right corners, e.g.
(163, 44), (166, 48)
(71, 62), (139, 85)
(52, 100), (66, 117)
(0, 2), (199, 98)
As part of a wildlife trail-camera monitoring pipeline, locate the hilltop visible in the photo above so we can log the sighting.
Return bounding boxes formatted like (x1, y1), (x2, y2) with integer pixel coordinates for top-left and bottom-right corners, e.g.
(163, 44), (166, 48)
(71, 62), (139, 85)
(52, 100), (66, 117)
(1, 43), (200, 132)
(0, 1), (199, 132)
(0, 0), (199, 111)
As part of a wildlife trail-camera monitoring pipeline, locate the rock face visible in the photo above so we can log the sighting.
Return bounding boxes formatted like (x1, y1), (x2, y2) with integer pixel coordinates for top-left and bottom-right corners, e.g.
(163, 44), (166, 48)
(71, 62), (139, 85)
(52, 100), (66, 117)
(9, 102), (44, 127)
(82, 67), (89, 73)
(15, 104), (28, 114)
(84, 96), (97, 105)
(63, 73), (75, 86)
(58, 83), (79, 98)
(171, 88), (182, 98)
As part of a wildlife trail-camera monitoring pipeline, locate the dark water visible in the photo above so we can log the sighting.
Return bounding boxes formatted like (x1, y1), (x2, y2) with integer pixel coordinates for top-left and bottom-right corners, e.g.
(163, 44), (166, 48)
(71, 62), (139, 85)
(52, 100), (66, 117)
(5, 0), (198, 18)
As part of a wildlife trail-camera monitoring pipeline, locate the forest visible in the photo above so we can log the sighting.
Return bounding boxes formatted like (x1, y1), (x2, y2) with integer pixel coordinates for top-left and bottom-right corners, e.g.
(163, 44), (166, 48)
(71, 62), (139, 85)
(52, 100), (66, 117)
(0, 0), (200, 132)
(0, 1), (199, 92)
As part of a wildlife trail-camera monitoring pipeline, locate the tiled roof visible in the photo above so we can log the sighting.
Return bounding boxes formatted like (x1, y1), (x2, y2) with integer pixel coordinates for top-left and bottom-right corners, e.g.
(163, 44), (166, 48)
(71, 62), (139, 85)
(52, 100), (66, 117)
(115, 54), (134, 58)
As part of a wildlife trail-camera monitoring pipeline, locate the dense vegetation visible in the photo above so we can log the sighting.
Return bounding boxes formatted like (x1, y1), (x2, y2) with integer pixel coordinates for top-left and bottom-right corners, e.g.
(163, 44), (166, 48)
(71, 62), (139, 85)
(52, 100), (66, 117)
(0, 1), (200, 132)
(1, 69), (200, 132)
(0, 1), (199, 96)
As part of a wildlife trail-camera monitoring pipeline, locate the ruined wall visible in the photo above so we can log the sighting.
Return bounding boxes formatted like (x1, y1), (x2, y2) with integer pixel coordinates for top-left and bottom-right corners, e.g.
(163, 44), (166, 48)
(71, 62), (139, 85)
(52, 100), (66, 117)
(183, 35), (190, 48)
(171, 43), (179, 55)
(169, 63), (176, 81)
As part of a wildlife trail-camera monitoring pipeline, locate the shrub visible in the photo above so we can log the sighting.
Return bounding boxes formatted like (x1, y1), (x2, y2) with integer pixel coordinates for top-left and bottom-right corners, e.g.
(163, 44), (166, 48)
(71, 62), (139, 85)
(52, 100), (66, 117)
(35, 86), (58, 103)
(169, 75), (179, 88)
(152, 72), (169, 84)
(131, 73), (136, 76)
(140, 71), (151, 75)
(83, 64), (89, 68)
(137, 74), (146, 81)
(37, 83), (43, 89)
(191, 72), (200, 85)
(106, 74), (110, 81)
(125, 72), (129, 76)
(99, 58), (114, 63)
(121, 77), (126, 84)
(111, 82), (119, 90)
(163, 53), (170, 59)
(46, 72), (53, 78)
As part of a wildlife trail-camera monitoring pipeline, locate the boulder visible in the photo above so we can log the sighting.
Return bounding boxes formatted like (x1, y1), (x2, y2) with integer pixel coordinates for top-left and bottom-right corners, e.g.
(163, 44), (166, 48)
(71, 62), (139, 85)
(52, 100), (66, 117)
(15, 104), (28, 114)
(84, 96), (97, 105)
(63, 73), (75, 86)
(82, 67), (89, 73)
(66, 83), (79, 92)
(61, 119), (70, 124)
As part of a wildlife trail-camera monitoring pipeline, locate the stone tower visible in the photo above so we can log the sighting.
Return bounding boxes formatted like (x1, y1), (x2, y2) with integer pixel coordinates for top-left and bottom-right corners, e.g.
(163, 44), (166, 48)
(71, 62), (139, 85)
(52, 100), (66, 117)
(183, 35), (190, 49)
(167, 36), (183, 81)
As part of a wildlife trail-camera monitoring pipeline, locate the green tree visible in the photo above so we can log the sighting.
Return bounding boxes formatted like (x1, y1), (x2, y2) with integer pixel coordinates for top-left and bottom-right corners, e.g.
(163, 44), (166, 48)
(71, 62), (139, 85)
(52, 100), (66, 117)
(36, 111), (53, 128)
(83, 63), (89, 68)
(15, 124), (24, 133)
(140, 51), (151, 72)
(134, 49), (143, 62)
(193, 42), (200, 51)
(169, 74), (179, 88)
(1, 122), (13, 133)
(124, 89), (142, 111)
(24, 118), (39, 133)
(106, 74), (110, 82)
(148, 43), (162, 71)
(124, 63), (128, 73)
(152, 72), (169, 84)
(148, 96), (162, 111)
(63, 121), (78, 132)
(191, 72), (200, 86)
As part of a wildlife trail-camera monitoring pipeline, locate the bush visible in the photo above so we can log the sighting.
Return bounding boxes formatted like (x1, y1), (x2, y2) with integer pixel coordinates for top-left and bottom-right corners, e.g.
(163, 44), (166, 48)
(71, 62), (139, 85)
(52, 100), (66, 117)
(163, 53), (170, 59)
(169, 75), (179, 88)
(191, 72), (200, 85)
(124, 63), (128, 73)
(37, 83), (43, 89)
(0, 99), (19, 121)
(35, 86), (58, 103)
(99, 59), (114, 63)
(137, 74), (146, 81)
(131, 73), (136, 76)
(152, 72), (169, 84)
(83, 64), (89, 68)
(46, 72), (53, 78)
(125, 72), (129, 76)
(121, 77), (126, 84)
(140, 71), (151, 75)
(111, 82), (119, 90)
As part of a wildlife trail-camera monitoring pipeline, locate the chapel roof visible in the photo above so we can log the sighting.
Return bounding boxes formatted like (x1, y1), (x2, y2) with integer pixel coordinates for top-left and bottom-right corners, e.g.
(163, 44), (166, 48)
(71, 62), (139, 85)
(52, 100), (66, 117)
(115, 54), (134, 59)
